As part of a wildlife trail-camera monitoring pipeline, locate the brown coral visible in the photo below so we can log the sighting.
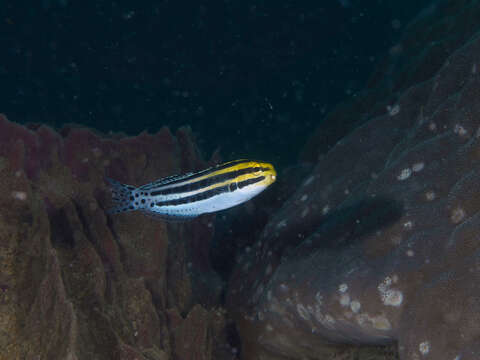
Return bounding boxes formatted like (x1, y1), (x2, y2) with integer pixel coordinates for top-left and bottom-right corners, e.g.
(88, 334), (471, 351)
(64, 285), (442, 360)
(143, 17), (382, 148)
(0, 116), (233, 360)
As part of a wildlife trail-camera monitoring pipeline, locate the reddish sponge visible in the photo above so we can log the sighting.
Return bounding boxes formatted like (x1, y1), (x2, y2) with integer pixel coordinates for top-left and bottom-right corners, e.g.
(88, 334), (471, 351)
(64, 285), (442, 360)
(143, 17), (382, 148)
(0, 116), (228, 359)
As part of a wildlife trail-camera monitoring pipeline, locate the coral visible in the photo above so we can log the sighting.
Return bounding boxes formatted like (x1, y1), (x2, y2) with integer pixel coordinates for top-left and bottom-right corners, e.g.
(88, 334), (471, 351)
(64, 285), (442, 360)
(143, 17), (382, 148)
(0, 116), (232, 360)
(227, 24), (480, 360)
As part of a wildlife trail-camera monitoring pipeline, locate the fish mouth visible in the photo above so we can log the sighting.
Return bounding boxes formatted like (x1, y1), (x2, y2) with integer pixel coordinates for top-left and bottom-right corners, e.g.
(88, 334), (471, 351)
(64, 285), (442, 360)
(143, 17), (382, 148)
(267, 168), (277, 184)
(257, 162), (276, 185)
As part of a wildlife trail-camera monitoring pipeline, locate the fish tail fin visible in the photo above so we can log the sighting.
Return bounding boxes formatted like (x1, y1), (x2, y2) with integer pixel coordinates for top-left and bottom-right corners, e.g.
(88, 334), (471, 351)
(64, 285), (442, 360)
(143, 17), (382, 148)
(105, 177), (138, 214)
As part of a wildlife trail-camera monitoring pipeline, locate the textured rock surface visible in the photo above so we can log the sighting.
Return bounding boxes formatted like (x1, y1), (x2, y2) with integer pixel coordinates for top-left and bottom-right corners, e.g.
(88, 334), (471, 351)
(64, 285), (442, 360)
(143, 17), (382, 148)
(0, 116), (235, 360)
(302, 0), (480, 163)
(228, 26), (480, 360)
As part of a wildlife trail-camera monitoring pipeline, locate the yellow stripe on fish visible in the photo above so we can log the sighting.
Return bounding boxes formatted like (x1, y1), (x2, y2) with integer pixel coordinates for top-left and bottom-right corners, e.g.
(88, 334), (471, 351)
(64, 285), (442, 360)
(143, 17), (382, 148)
(106, 159), (276, 220)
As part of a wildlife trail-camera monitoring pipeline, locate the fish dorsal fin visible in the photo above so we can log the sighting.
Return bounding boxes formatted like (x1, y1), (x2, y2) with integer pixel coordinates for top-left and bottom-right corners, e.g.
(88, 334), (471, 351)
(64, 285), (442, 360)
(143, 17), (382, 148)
(138, 171), (195, 190)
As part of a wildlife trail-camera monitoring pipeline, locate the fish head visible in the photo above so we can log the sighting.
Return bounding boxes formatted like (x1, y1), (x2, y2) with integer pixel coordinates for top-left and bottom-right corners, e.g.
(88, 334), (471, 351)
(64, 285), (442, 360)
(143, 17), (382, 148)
(252, 161), (277, 187)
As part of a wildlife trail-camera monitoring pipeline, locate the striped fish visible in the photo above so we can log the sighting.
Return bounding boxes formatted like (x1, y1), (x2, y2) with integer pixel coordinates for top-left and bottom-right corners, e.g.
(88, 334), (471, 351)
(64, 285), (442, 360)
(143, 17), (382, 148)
(106, 159), (276, 220)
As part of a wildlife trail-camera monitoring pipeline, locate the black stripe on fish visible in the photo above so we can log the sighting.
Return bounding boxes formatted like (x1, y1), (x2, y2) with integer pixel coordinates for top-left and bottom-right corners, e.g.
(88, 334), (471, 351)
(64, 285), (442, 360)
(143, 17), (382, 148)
(140, 159), (250, 190)
(155, 176), (265, 207)
(149, 167), (269, 196)
(238, 176), (266, 189)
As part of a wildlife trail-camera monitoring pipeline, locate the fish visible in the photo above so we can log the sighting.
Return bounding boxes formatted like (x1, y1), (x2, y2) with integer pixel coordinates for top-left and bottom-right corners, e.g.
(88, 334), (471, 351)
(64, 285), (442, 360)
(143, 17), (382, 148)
(106, 159), (277, 220)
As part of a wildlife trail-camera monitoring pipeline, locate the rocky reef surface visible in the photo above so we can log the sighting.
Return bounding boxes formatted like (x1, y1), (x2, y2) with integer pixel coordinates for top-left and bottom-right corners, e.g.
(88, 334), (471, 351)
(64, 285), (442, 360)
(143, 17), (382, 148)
(302, 0), (480, 163)
(4, 1), (480, 360)
(0, 116), (235, 360)
(227, 20), (480, 360)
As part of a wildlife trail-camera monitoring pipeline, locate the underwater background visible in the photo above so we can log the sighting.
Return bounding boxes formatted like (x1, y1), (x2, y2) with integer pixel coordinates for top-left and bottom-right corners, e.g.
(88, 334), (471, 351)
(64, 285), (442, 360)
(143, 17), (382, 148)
(1, 0), (431, 167)
(2, 0), (480, 359)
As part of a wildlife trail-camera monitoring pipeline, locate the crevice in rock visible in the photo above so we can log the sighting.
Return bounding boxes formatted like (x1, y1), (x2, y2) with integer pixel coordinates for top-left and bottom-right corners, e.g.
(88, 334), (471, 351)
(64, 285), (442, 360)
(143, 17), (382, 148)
(49, 207), (76, 249)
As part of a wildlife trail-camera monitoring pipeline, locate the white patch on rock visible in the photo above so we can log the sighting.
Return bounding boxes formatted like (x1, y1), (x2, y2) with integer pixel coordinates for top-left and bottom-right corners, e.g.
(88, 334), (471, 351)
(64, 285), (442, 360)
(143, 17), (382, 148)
(300, 194), (308, 202)
(378, 276), (403, 307)
(425, 190), (436, 201)
(297, 304), (311, 321)
(339, 293), (350, 307)
(454, 124), (467, 136)
(258, 311), (266, 321)
(419, 341), (430, 355)
(303, 176), (315, 186)
(322, 204), (330, 215)
(406, 249), (415, 257)
(338, 283), (348, 293)
(276, 220), (288, 229)
(11, 191), (27, 201)
(378, 278), (390, 293)
(397, 168), (412, 181)
(451, 207), (466, 224)
(403, 220), (414, 230)
(372, 315), (391, 330)
(324, 314), (335, 324)
(268, 297), (286, 315)
(313, 306), (336, 329)
(382, 289), (403, 306)
(412, 162), (424, 172)
(387, 104), (400, 116)
(350, 300), (361, 313)
(356, 313), (391, 330)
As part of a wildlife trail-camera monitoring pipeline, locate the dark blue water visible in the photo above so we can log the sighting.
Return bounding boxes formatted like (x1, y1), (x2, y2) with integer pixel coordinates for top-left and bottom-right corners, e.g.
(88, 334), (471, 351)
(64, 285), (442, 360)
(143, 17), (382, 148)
(0, 0), (433, 167)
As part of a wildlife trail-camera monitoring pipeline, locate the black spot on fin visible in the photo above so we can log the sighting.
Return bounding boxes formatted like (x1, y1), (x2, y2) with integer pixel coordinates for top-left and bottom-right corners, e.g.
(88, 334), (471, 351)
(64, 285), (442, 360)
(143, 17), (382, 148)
(105, 177), (137, 214)
(139, 210), (197, 222)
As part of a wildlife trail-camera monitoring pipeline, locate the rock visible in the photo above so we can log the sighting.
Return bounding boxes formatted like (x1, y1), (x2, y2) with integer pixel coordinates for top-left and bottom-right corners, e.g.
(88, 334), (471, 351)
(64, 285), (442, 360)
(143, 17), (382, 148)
(227, 24), (480, 360)
(0, 116), (232, 359)
(302, 0), (480, 164)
